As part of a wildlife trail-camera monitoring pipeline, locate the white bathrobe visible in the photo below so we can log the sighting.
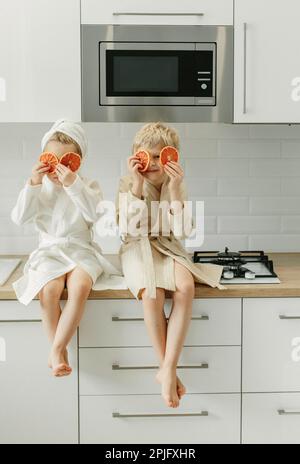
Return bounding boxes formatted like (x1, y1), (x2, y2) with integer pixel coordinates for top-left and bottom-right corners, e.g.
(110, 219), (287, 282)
(11, 174), (120, 306)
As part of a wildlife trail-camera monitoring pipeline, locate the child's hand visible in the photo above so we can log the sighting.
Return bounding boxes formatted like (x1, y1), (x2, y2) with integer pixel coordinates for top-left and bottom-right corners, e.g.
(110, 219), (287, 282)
(164, 161), (184, 192)
(30, 161), (50, 185)
(55, 163), (77, 187)
(128, 155), (145, 185)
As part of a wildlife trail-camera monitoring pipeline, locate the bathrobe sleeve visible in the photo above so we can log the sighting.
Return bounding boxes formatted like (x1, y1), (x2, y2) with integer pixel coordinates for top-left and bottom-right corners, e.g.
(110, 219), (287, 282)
(116, 176), (148, 236)
(63, 175), (103, 224)
(168, 181), (194, 240)
(11, 180), (42, 226)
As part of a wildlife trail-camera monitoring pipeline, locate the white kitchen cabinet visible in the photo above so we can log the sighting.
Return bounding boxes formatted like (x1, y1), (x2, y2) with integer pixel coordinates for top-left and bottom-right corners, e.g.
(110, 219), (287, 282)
(79, 298), (241, 347)
(80, 394), (240, 444)
(0, 315), (78, 443)
(0, 0), (81, 122)
(242, 393), (300, 444)
(243, 298), (300, 392)
(81, 0), (233, 25)
(234, 0), (300, 123)
(79, 346), (241, 395)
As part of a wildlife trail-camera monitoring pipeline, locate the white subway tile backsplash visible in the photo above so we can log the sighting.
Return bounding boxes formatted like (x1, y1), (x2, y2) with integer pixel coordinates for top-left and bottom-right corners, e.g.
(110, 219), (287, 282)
(218, 178), (281, 196)
(181, 139), (217, 158)
(185, 158), (217, 177)
(218, 216), (281, 234)
(195, 197), (249, 216)
(250, 197), (300, 215)
(281, 141), (300, 158)
(218, 140), (280, 158)
(250, 159), (300, 177)
(186, 123), (250, 139)
(281, 216), (300, 233)
(1, 123), (300, 254)
(186, 178), (217, 197)
(0, 138), (22, 159)
(249, 125), (300, 139)
(186, 234), (249, 252)
(249, 235), (300, 252)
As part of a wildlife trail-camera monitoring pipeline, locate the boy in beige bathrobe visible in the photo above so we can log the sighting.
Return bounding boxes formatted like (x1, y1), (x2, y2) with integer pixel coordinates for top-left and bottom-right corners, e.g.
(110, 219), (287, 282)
(117, 122), (224, 408)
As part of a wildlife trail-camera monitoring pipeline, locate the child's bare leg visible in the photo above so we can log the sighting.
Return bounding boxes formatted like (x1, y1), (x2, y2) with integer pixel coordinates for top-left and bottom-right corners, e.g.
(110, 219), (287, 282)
(141, 287), (185, 406)
(39, 275), (67, 367)
(159, 262), (194, 408)
(50, 267), (92, 377)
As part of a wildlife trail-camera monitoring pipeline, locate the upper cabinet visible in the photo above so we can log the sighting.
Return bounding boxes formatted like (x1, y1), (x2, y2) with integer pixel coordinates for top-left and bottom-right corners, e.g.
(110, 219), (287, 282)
(234, 0), (300, 123)
(0, 0), (81, 122)
(81, 0), (233, 25)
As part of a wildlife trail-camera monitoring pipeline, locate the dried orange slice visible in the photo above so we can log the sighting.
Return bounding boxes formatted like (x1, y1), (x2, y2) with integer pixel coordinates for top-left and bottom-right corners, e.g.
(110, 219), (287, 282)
(39, 152), (59, 173)
(59, 152), (81, 172)
(135, 150), (150, 172)
(160, 146), (179, 165)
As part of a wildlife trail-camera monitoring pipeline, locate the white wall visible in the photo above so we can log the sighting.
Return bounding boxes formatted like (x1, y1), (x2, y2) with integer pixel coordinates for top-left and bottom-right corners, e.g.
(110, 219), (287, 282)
(1, 122), (300, 254)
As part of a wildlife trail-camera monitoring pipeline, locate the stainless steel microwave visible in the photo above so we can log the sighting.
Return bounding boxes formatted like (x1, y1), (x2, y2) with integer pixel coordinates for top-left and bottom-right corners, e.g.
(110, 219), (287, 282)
(81, 25), (233, 122)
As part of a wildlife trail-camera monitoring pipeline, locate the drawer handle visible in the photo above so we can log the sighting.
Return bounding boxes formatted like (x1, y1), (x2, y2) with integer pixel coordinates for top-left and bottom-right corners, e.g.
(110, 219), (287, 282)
(279, 315), (300, 320)
(278, 409), (300, 415)
(113, 411), (209, 418)
(112, 315), (209, 322)
(112, 363), (209, 370)
(113, 12), (205, 17)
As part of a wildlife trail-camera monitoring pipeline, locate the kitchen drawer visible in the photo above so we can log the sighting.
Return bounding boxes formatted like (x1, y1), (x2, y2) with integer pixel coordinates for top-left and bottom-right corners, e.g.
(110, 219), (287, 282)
(0, 300), (41, 321)
(242, 393), (300, 444)
(79, 346), (241, 395)
(81, 0), (233, 25)
(80, 394), (240, 444)
(243, 298), (300, 392)
(79, 298), (241, 347)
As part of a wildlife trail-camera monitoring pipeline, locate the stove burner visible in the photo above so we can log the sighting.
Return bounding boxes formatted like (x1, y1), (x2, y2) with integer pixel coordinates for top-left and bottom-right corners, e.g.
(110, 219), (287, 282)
(193, 248), (279, 282)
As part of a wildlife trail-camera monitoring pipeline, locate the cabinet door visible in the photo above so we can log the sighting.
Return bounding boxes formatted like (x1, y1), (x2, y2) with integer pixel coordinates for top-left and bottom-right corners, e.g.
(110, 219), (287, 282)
(80, 394), (240, 444)
(81, 0), (233, 25)
(243, 298), (300, 392)
(0, 322), (78, 444)
(79, 346), (241, 395)
(243, 393), (300, 444)
(234, 0), (300, 123)
(0, 0), (81, 122)
(79, 299), (241, 347)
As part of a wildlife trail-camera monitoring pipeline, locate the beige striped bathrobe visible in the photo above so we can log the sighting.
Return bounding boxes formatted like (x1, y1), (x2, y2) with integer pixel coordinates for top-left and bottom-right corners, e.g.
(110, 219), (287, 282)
(116, 174), (225, 299)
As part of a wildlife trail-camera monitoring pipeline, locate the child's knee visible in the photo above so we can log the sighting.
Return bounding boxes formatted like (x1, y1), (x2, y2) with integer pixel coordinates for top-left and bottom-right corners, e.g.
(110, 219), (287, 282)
(40, 279), (64, 303)
(69, 278), (92, 298)
(177, 279), (195, 299)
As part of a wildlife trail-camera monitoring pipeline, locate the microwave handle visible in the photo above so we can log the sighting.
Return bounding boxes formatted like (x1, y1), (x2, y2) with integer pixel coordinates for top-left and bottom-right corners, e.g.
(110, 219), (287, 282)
(243, 22), (247, 114)
(113, 12), (205, 17)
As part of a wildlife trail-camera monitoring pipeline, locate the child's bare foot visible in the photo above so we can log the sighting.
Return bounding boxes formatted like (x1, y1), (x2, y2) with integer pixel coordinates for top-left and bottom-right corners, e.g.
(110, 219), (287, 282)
(48, 349), (69, 369)
(156, 367), (180, 408)
(156, 369), (186, 400)
(176, 376), (186, 399)
(50, 349), (72, 377)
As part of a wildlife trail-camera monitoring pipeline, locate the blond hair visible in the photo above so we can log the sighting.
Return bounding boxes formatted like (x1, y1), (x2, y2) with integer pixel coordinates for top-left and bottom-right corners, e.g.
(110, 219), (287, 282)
(48, 131), (82, 157)
(132, 122), (180, 154)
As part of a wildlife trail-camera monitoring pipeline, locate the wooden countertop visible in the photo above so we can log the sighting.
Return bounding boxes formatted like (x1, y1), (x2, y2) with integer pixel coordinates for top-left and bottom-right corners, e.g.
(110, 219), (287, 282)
(1, 253), (300, 300)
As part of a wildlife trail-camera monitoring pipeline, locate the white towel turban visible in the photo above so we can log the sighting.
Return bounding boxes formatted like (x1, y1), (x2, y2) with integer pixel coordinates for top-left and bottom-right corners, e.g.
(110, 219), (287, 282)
(41, 119), (88, 160)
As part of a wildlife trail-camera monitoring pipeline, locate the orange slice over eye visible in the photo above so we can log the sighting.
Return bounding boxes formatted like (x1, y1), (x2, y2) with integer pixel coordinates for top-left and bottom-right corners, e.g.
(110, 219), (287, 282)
(135, 150), (150, 172)
(59, 152), (81, 172)
(160, 146), (179, 165)
(39, 152), (59, 173)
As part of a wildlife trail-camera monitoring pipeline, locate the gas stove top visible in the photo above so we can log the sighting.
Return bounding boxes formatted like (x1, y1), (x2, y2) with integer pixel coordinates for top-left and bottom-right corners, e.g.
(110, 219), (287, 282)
(193, 248), (280, 284)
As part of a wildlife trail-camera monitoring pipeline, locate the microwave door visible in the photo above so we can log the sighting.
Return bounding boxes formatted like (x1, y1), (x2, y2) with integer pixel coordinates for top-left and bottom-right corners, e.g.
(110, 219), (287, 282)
(100, 42), (196, 106)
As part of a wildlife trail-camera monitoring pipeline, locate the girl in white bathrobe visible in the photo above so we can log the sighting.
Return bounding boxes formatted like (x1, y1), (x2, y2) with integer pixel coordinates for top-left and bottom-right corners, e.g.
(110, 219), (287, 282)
(11, 120), (119, 377)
